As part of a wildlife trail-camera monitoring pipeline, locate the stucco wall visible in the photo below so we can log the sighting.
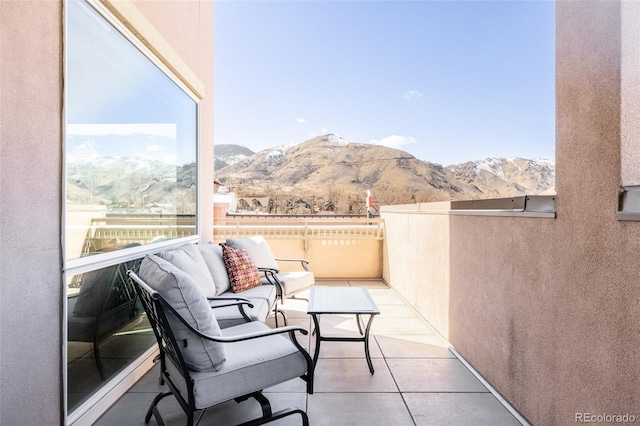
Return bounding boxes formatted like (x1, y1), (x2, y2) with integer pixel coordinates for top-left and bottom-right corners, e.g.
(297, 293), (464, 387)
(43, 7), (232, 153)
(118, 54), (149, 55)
(0, 1), (213, 423)
(382, 203), (451, 338)
(383, 2), (640, 424)
(0, 1), (63, 424)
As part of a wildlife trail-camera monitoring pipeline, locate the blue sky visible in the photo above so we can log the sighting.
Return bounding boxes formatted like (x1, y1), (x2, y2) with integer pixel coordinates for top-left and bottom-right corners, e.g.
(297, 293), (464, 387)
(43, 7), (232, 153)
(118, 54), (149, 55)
(214, 0), (555, 166)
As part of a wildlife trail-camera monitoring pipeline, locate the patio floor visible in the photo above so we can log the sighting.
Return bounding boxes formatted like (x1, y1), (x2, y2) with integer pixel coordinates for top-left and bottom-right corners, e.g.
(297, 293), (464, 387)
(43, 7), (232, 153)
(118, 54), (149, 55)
(95, 280), (525, 426)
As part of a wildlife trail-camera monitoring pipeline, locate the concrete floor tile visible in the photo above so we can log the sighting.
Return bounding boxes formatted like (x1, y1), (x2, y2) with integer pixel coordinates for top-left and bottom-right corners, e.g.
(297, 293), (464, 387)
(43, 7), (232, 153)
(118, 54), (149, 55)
(95, 391), (182, 426)
(347, 280), (389, 288)
(264, 317), (313, 351)
(371, 317), (435, 335)
(315, 280), (350, 286)
(96, 391), (307, 426)
(389, 359), (488, 392)
(308, 393), (414, 426)
(310, 329), (384, 359)
(369, 292), (406, 305)
(99, 280), (527, 426)
(378, 304), (419, 318)
(376, 334), (455, 359)
(200, 392), (307, 426)
(313, 358), (397, 392)
(310, 314), (367, 336)
(128, 364), (165, 393)
(403, 392), (522, 426)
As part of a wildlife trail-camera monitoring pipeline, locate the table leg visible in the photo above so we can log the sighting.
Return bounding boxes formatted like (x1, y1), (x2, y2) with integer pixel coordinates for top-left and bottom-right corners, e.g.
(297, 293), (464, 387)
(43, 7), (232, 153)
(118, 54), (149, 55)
(356, 313), (364, 335)
(364, 314), (376, 374)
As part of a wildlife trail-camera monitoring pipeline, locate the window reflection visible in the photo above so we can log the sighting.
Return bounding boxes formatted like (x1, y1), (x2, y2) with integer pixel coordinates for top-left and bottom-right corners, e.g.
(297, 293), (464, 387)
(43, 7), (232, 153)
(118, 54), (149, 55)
(67, 256), (154, 411)
(65, 0), (200, 414)
(65, 0), (198, 261)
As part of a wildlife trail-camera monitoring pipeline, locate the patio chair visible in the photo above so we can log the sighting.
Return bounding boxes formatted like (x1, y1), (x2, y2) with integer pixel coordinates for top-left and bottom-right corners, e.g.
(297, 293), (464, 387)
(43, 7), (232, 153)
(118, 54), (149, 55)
(128, 255), (314, 426)
(67, 256), (141, 380)
(225, 236), (315, 309)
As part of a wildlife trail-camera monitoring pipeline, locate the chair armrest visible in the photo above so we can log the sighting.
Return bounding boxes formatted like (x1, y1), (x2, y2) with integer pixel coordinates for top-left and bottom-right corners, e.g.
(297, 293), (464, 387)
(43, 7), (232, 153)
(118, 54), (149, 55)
(258, 268), (284, 296)
(274, 257), (310, 271)
(207, 297), (254, 322)
(161, 297), (307, 342)
(207, 296), (253, 307)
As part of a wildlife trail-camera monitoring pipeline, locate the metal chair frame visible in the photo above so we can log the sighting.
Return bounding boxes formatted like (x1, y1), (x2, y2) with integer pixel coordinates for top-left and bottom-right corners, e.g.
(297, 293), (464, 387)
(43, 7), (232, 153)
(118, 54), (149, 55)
(128, 270), (314, 426)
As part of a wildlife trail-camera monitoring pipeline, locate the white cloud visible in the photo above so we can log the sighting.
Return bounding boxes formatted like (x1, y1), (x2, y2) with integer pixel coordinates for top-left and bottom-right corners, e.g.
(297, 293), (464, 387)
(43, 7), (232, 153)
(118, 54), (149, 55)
(297, 117), (308, 125)
(67, 140), (100, 162)
(67, 123), (176, 138)
(369, 135), (417, 150)
(402, 90), (423, 100)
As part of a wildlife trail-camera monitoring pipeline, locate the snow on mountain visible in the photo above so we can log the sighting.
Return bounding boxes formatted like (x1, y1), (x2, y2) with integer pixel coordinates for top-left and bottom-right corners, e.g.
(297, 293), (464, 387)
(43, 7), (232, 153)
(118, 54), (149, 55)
(323, 133), (350, 146)
(445, 157), (555, 196)
(259, 144), (296, 168)
(214, 135), (556, 209)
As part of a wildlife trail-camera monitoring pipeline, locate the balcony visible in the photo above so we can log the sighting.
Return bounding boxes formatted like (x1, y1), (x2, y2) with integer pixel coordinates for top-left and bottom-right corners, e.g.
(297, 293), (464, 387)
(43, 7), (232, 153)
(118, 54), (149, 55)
(95, 279), (524, 425)
(90, 210), (532, 425)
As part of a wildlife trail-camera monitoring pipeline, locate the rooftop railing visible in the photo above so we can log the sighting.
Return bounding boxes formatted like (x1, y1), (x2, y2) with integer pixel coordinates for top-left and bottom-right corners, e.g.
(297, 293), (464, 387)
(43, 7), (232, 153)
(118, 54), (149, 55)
(213, 216), (385, 242)
(213, 215), (385, 279)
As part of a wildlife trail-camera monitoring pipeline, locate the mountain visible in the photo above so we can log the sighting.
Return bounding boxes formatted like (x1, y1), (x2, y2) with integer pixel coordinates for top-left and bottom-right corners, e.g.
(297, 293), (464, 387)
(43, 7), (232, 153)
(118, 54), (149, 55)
(67, 156), (196, 213)
(214, 144), (255, 170)
(215, 134), (555, 209)
(445, 157), (555, 198)
(66, 134), (555, 215)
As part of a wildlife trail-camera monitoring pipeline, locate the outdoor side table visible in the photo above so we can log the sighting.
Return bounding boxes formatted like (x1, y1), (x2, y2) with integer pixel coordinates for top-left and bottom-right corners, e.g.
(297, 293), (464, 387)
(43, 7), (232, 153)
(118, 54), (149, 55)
(307, 286), (380, 374)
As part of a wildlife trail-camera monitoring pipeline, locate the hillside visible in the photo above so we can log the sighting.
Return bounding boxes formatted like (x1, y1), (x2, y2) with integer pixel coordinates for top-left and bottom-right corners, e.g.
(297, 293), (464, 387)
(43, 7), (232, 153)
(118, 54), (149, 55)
(445, 157), (555, 198)
(66, 134), (555, 215)
(215, 134), (555, 211)
(215, 134), (487, 204)
(67, 156), (196, 213)
(214, 144), (255, 170)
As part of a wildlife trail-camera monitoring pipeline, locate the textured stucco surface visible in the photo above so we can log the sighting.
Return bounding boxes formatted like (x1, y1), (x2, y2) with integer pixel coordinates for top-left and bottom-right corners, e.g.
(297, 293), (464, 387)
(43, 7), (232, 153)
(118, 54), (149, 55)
(1, 0), (214, 423)
(621, 1), (640, 185)
(0, 1), (63, 424)
(382, 207), (451, 339)
(383, 2), (640, 424)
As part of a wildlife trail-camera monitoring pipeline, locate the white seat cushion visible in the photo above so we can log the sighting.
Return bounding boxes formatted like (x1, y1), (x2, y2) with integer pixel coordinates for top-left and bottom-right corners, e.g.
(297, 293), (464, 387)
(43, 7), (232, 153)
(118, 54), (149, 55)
(211, 284), (277, 328)
(226, 284), (276, 303)
(210, 297), (271, 328)
(166, 321), (308, 409)
(262, 271), (314, 297)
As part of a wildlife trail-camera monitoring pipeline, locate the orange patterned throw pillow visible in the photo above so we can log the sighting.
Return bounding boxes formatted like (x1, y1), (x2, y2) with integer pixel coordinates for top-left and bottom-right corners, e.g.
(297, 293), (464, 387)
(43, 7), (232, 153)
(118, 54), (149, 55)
(221, 244), (262, 293)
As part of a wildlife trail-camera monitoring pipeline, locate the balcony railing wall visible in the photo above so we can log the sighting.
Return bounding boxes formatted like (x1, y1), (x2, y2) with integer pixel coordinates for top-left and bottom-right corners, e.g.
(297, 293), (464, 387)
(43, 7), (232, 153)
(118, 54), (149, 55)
(380, 202), (452, 338)
(213, 216), (385, 279)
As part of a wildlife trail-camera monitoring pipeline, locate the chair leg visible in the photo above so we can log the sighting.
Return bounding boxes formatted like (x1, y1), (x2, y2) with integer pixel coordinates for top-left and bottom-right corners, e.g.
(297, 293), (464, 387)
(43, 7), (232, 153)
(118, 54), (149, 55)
(237, 407), (309, 426)
(273, 305), (288, 327)
(253, 391), (273, 419)
(145, 391), (172, 425)
(234, 392), (308, 426)
(153, 353), (165, 385)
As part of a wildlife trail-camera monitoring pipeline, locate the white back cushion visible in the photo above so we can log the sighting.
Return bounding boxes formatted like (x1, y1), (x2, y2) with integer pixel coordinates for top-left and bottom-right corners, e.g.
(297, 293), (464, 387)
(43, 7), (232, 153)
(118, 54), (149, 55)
(225, 236), (279, 270)
(197, 243), (231, 295)
(157, 243), (217, 298)
(139, 255), (226, 371)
